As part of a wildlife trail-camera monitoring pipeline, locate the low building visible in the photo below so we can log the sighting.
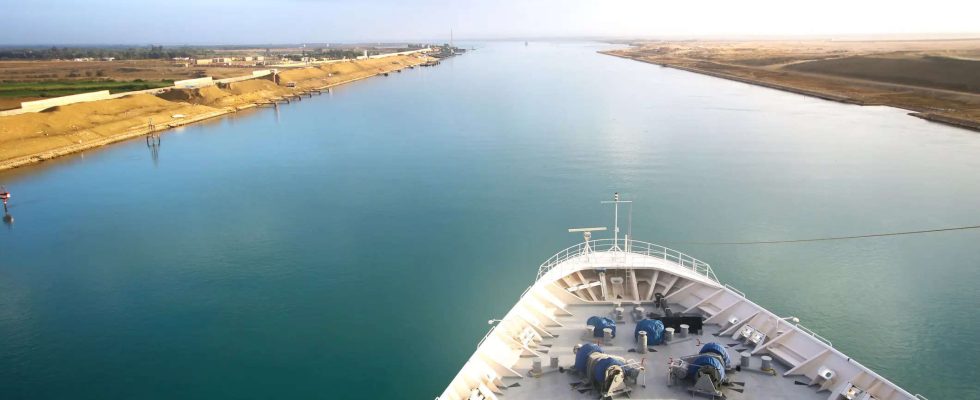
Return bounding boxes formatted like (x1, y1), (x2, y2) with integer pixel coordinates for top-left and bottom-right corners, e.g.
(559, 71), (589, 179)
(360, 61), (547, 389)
(195, 59), (213, 65)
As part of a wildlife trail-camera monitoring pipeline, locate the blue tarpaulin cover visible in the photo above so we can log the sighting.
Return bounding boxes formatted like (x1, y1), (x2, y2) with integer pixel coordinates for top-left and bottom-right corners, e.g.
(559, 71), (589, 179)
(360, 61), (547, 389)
(593, 356), (626, 384)
(587, 316), (616, 338)
(634, 319), (665, 345)
(575, 343), (603, 374)
(699, 342), (731, 366)
(688, 355), (726, 382)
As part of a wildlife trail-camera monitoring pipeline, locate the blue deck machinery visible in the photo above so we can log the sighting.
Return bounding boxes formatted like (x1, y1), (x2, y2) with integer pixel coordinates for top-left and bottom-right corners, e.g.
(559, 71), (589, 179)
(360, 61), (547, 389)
(667, 342), (736, 398)
(572, 343), (645, 399)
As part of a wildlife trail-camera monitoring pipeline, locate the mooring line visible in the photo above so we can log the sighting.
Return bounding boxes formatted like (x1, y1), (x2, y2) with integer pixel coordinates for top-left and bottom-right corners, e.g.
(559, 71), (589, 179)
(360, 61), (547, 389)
(667, 224), (980, 245)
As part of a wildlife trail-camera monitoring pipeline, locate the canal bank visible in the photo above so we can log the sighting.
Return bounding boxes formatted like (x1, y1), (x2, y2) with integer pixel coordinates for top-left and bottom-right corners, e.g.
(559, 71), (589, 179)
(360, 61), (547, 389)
(0, 54), (434, 171)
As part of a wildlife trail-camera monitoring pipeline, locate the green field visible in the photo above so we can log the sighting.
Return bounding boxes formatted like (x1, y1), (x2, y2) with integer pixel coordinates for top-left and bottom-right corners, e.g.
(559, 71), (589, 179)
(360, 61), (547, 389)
(0, 80), (173, 98)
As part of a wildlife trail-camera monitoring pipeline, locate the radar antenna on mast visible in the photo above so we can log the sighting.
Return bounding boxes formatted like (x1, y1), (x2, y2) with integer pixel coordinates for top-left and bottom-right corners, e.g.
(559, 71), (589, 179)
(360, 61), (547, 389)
(568, 227), (607, 261)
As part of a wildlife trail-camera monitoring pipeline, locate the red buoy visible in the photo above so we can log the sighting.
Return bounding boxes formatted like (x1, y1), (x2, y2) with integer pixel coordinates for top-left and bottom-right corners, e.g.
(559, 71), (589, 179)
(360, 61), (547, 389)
(0, 186), (9, 205)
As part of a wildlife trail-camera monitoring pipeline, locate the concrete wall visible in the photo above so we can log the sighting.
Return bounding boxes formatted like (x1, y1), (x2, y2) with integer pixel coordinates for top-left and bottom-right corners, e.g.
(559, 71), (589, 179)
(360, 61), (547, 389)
(20, 90), (112, 112)
(173, 77), (214, 89)
(107, 86), (171, 99)
(0, 108), (27, 117)
(215, 70), (273, 85)
(2, 86), (166, 116)
(1, 69), (278, 116)
(368, 48), (431, 59)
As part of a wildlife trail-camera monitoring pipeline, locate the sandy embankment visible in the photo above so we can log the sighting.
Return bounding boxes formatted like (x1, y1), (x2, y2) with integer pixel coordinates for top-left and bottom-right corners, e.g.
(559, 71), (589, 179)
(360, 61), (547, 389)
(602, 42), (980, 132)
(0, 55), (429, 170)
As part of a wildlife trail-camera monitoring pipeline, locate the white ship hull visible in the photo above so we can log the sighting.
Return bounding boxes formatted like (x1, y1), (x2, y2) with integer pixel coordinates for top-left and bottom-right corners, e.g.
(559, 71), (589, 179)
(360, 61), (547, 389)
(439, 238), (925, 400)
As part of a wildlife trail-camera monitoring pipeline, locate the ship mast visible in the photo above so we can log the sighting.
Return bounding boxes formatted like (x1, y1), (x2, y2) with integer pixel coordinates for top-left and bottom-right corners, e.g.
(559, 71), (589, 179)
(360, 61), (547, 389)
(601, 192), (632, 251)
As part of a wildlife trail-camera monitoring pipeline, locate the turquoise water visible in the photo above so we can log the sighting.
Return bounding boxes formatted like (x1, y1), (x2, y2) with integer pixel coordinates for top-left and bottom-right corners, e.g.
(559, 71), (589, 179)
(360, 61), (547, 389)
(2, 42), (979, 399)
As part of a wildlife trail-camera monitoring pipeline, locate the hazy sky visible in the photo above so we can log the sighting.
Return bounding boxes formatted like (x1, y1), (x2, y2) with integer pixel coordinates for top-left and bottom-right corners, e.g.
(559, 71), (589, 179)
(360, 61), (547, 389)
(2, 0), (978, 45)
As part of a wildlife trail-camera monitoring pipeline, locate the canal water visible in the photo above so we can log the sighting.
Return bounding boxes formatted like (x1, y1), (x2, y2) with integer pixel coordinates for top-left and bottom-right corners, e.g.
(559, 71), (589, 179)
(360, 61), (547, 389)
(1, 42), (978, 399)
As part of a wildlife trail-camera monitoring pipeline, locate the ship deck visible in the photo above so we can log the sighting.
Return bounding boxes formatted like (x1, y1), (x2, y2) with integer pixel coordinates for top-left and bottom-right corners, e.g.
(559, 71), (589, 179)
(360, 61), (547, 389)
(499, 303), (827, 399)
(441, 242), (918, 400)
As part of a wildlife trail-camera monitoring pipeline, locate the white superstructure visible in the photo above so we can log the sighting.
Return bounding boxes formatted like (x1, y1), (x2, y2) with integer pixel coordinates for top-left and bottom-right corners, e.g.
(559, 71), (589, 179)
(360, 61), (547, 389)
(439, 195), (928, 400)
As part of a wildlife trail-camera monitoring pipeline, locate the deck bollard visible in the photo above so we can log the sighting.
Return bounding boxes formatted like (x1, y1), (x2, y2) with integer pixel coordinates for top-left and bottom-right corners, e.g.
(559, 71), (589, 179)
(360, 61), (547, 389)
(761, 356), (774, 372)
(665, 327), (675, 342)
(679, 324), (689, 338)
(638, 331), (648, 353)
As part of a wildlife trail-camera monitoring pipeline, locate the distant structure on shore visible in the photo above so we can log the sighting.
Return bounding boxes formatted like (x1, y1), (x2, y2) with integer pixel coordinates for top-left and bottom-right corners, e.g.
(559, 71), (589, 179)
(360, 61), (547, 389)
(1, 185), (11, 226)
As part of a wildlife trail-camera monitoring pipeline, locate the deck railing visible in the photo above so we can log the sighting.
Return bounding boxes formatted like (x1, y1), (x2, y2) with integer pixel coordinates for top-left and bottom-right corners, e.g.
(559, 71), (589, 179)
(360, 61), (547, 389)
(724, 284), (746, 297)
(794, 323), (834, 347)
(536, 239), (718, 283)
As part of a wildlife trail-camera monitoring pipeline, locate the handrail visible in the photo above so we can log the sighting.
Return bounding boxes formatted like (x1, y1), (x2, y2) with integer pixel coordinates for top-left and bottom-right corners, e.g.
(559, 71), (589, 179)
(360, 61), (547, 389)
(480, 285), (535, 348)
(724, 284), (746, 297)
(795, 323), (833, 347)
(476, 325), (497, 349)
(536, 239), (718, 283)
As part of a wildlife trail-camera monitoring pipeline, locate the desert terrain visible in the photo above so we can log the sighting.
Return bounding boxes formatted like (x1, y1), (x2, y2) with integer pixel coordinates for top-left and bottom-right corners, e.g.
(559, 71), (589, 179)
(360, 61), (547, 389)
(603, 39), (980, 131)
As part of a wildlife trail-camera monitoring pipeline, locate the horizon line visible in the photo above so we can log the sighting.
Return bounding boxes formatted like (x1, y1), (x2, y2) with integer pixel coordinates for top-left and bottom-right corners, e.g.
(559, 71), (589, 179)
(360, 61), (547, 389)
(2, 32), (980, 48)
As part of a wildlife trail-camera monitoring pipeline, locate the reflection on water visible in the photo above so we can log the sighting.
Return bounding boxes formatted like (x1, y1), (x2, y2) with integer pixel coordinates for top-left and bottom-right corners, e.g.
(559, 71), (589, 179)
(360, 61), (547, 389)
(146, 133), (161, 166)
